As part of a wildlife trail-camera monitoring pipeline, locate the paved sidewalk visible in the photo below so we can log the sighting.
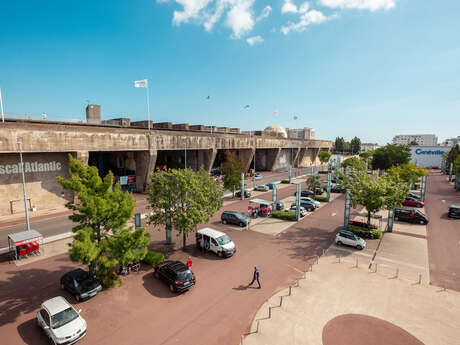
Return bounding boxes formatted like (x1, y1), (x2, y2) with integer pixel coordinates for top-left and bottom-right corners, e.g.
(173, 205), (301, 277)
(243, 251), (460, 345)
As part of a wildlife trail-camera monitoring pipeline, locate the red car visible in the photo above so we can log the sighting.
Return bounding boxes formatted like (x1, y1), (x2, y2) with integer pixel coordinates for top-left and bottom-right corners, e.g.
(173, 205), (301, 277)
(402, 197), (424, 208)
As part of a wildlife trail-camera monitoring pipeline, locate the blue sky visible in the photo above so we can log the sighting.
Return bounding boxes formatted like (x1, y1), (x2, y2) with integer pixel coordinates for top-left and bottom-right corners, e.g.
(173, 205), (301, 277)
(1, 0), (459, 145)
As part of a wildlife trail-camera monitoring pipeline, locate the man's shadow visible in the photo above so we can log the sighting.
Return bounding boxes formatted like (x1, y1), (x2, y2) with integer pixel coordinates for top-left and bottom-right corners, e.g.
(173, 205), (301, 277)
(232, 284), (259, 291)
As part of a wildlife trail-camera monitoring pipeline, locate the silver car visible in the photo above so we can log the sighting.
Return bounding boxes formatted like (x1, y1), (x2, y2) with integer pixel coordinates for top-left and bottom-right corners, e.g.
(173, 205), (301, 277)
(37, 296), (87, 344)
(254, 185), (269, 192)
(335, 230), (366, 250)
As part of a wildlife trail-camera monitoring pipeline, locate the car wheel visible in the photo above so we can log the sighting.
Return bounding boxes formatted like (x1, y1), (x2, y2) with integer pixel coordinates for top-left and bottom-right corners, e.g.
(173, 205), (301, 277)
(420, 220), (425, 225)
(60, 283), (65, 290)
(75, 294), (80, 302)
(218, 251), (223, 257)
(394, 216), (399, 221)
(154, 271), (159, 279)
(222, 219), (227, 224)
(169, 284), (175, 292)
(239, 222), (245, 227)
(356, 245), (363, 250)
(336, 241), (342, 246)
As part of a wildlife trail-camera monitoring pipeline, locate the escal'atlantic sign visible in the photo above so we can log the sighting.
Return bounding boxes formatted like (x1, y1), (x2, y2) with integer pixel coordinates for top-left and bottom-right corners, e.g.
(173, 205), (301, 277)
(0, 161), (62, 175)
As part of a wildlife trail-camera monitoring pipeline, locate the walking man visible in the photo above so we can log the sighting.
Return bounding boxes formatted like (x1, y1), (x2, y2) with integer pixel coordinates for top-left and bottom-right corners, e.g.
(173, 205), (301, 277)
(248, 266), (261, 289)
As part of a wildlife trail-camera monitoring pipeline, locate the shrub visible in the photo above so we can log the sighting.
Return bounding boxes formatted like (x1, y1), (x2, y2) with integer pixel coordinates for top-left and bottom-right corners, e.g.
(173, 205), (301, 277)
(318, 170), (328, 174)
(314, 196), (328, 202)
(143, 251), (165, 266)
(347, 225), (382, 239)
(280, 179), (290, 184)
(272, 211), (297, 221)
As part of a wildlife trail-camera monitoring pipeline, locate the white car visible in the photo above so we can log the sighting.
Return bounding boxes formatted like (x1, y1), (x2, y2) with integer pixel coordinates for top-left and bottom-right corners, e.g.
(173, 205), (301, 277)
(335, 230), (366, 250)
(289, 206), (307, 217)
(37, 296), (87, 345)
(300, 197), (320, 208)
(254, 185), (269, 192)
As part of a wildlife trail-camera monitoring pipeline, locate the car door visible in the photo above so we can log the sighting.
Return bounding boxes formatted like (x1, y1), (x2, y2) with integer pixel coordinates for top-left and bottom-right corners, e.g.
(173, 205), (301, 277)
(209, 238), (219, 254)
(39, 309), (52, 337)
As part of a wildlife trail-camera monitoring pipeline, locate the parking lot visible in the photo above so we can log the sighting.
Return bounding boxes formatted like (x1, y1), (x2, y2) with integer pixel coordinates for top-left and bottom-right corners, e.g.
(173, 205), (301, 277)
(0, 182), (346, 345)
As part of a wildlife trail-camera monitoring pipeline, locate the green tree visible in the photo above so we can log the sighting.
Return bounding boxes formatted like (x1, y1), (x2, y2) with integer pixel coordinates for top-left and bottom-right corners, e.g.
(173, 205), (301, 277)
(147, 168), (223, 249)
(350, 136), (362, 154)
(359, 150), (374, 160)
(318, 151), (331, 164)
(334, 137), (345, 152)
(221, 151), (243, 196)
(110, 227), (150, 270)
(342, 157), (366, 171)
(446, 144), (460, 171)
(388, 163), (428, 185)
(371, 144), (411, 170)
(342, 170), (408, 226)
(58, 155), (148, 287)
(408, 140), (419, 146)
(306, 175), (321, 191)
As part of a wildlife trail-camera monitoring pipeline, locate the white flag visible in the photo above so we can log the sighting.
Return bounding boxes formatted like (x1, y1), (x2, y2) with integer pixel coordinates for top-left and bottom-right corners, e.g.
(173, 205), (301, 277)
(134, 79), (148, 88)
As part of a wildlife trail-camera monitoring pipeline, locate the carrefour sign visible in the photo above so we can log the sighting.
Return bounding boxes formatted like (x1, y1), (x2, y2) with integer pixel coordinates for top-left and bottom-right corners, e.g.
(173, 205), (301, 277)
(414, 149), (445, 155)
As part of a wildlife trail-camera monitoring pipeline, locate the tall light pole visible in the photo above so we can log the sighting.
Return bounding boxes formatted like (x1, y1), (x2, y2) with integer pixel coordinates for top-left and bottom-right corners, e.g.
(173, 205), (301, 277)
(0, 88), (5, 122)
(18, 142), (31, 231)
(184, 138), (187, 169)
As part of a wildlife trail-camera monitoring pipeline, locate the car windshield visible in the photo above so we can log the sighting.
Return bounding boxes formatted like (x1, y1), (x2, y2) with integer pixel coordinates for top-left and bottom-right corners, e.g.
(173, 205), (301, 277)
(235, 213), (245, 220)
(177, 270), (193, 282)
(51, 307), (79, 329)
(216, 235), (231, 246)
(75, 271), (89, 283)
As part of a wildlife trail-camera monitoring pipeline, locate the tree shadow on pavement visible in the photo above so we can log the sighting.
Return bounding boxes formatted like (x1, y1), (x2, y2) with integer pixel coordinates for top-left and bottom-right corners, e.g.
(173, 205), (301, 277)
(0, 265), (75, 327)
(17, 318), (49, 345)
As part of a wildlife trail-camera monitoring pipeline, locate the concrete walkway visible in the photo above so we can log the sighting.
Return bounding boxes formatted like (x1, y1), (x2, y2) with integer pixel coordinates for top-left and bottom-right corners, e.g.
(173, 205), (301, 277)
(242, 250), (460, 345)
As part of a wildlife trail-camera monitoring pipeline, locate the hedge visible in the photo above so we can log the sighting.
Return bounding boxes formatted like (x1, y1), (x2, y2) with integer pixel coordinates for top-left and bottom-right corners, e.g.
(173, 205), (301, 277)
(280, 179), (290, 184)
(318, 170), (328, 174)
(272, 210), (297, 221)
(347, 225), (382, 239)
(313, 196), (328, 202)
(143, 251), (165, 266)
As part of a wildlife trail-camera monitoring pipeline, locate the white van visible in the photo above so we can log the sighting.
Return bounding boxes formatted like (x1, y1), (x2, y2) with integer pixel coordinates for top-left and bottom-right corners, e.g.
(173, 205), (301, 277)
(196, 228), (236, 257)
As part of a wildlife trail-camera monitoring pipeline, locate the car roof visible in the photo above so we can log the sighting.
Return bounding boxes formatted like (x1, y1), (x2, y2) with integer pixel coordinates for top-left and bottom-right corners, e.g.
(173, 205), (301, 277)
(42, 296), (72, 315)
(338, 230), (354, 236)
(164, 261), (189, 272)
(450, 205), (460, 209)
(223, 211), (242, 215)
(197, 227), (226, 238)
(64, 268), (88, 278)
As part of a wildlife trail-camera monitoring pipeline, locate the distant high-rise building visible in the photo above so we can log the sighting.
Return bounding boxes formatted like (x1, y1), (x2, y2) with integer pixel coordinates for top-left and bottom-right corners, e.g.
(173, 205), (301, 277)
(361, 143), (380, 152)
(86, 104), (101, 124)
(440, 136), (460, 147)
(392, 134), (437, 146)
(286, 127), (315, 140)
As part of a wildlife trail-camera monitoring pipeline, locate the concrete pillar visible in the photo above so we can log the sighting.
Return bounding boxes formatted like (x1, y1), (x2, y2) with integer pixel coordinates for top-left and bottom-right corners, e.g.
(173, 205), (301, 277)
(266, 148), (281, 171)
(135, 149), (157, 192)
(311, 148), (320, 165)
(71, 151), (89, 165)
(292, 148), (302, 168)
(238, 148), (255, 173)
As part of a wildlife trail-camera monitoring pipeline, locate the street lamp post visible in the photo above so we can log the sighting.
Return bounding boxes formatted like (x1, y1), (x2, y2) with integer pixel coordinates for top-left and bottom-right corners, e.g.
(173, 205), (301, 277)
(18, 142), (31, 231)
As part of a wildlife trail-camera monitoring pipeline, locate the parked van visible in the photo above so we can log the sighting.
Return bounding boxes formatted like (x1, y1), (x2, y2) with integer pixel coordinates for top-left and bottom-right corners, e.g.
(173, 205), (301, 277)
(196, 228), (236, 257)
(448, 205), (460, 219)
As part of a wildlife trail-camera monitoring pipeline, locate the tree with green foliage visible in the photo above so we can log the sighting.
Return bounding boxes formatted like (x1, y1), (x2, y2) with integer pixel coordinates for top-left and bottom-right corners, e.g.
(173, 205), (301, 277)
(58, 155), (150, 287)
(318, 151), (331, 164)
(350, 136), (362, 154)
(334, 137), (345, 152)
(388, 163), (428, 185)
(342, 170), (408, 226)
(342, 157), (366, 171)
(306, 175), (321, 191)
(147, 168), (223, 249)
(446, 144), (460, 171)
(371, 144), (411, 170)
(221, 151), (244, 196)
(359, 150), (374, 160)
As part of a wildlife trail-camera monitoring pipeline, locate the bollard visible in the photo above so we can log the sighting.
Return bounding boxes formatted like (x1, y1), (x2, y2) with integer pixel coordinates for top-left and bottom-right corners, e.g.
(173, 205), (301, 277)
(289, 286), (292, 296)
(241, 335), (244, 345)
(375, 263), (378, 273)
(418, 273), (422, 284)
(355, 257), (358, 268)
(268, 306), (272, 318)
(395, 268), (399, 278)
(338, 255), (341, 263)
(322, 248), (325, 256)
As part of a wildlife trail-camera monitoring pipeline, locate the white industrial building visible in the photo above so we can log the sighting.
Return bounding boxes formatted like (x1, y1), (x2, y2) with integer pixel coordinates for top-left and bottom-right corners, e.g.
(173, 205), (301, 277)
(361, 143), (380, 152)
(440, 136), (460, 147)
(286, 127), (316, 140)
(393, 134), (438, 146)
(410, 146), (450, 168)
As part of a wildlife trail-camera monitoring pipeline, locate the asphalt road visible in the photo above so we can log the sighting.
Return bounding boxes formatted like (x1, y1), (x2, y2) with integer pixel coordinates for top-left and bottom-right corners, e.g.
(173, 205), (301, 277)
(424, 171), (460, 291)
(0, 183), (346, 345)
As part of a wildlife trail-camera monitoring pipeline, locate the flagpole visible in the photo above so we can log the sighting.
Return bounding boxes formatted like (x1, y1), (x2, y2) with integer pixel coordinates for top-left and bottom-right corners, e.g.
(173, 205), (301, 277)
(146, 79), (151, 130)
(0, 88), (4, 122)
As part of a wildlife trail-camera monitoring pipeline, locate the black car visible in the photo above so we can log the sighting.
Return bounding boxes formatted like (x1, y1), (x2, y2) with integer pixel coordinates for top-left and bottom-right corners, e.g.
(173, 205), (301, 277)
(60, 268), (102, 302)
(235, 190), (251, 198)
(221, 211), (250, 227)
(291, 201), (315, 212)
(294, 190), (315, 197)
(448, 205), (460, 219)
(154, 261), (196, 293)
(331, 185), (345, 193)
(314, 187), (324, 195)
(408, 192), (422, 200)
(394, 207), (429, 225)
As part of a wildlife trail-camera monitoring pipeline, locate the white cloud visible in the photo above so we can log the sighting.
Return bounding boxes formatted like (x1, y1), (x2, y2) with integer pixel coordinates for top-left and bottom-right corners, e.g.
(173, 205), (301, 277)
(281, 9), (336, 34)
(246, 35), (264, 45)
(282, 0), (298, 13)
(298, 2), (310, 13)
(318, 0), (395, 11)
(256, 5), (272, 22)
(173, 0), (213, 25)
(225, 0), (255, 39)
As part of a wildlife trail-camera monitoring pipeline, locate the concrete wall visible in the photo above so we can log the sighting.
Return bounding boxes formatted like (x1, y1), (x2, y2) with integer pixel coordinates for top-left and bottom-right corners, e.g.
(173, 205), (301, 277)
(0, 152), (72, 216)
